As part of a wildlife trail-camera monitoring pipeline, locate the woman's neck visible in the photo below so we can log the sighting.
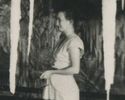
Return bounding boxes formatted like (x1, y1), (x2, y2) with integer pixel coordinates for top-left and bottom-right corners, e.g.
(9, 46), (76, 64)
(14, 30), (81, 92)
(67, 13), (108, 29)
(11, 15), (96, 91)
(65, 28), (76, 39)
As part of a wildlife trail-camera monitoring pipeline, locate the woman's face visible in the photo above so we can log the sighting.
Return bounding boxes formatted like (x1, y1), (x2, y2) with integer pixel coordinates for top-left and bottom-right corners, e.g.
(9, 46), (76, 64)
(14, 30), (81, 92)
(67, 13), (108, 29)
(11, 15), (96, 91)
(56, 12), (71, 32)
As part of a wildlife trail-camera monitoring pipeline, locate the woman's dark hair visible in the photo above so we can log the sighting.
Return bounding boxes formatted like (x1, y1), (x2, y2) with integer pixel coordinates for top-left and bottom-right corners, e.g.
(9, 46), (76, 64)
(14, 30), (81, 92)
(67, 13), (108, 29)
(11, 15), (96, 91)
(55, 9), (74, 21)
(55, 10), (83, 34)
(62, 10), (74, 21)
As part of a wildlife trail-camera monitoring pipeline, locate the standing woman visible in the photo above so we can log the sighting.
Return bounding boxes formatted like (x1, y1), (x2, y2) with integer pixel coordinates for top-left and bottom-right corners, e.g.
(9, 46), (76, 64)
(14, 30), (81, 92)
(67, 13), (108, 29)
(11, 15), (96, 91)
(40, 11), (84, 100)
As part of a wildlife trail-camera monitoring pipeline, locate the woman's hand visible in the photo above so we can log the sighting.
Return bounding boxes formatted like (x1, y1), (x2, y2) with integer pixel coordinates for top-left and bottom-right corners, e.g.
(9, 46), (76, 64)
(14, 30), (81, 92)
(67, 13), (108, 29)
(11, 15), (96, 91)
(40, 70), (53, 79)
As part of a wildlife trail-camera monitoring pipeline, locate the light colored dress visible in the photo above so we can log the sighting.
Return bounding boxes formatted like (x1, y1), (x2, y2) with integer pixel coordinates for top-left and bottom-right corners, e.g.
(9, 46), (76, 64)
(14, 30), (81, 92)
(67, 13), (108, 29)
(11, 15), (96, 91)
(42, 35), (84, 100)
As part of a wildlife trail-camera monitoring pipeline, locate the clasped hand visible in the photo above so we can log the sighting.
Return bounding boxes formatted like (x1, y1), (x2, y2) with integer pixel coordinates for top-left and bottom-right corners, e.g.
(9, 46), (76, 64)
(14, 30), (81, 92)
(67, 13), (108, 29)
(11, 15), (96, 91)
(40, 70), (53, 79)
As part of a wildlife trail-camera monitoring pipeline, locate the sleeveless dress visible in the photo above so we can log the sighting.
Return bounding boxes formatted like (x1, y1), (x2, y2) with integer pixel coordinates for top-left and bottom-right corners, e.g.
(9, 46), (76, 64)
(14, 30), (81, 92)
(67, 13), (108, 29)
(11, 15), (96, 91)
(42, 35), (84, 100)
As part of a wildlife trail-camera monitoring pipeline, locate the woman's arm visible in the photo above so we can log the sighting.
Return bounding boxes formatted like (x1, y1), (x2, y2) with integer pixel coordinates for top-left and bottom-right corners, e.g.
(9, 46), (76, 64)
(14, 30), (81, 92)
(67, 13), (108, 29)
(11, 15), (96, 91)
(53, 46), (80, 74)
(40, 46), (81, 79)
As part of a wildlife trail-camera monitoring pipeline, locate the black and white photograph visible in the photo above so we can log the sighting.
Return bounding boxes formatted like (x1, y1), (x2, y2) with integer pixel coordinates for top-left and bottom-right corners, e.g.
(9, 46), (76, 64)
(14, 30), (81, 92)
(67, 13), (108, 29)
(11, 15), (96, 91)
(0, 0), (125, 100)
